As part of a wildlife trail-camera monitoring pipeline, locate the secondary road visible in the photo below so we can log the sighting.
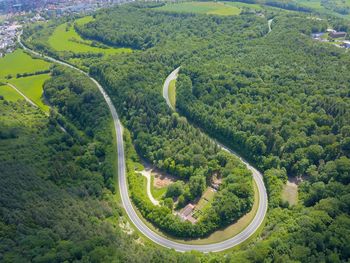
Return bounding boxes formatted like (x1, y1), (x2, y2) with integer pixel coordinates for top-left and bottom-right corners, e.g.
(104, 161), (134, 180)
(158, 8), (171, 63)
(19, 33), (267, 252)
(162, 67), (268, 248)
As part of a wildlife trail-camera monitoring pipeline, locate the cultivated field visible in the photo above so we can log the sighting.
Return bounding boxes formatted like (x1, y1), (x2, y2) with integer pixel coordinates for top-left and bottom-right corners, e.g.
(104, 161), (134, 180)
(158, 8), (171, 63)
(48, 16), (132, 55)
(156, 2), (241, 16)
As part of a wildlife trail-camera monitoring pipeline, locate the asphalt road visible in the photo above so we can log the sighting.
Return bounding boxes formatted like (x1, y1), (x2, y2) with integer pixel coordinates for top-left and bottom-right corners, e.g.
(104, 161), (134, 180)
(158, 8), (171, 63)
(162, 67), (268, 251)
(19, 33), (267, 252)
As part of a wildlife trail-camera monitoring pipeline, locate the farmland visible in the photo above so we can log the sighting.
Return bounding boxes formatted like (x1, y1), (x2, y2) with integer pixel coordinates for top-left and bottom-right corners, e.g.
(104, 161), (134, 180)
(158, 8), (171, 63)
(156, 2), (241, 16)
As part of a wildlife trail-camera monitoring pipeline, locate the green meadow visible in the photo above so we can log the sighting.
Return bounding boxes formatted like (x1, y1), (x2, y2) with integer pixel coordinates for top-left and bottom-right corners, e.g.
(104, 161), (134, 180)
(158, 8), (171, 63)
(168, 79), (176, 109)
(0, 49), (50, 80)
(156, 2), (241, 16)
(8, 74), (51, 113)
(48, 16), (132, 54)
(0, 49), (51, 112)
(0, 84), (23, 102)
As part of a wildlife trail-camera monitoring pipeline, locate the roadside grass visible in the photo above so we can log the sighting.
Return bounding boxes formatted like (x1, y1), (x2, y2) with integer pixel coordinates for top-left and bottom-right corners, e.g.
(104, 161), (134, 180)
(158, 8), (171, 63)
(168, 79), (176, 109)
(156, 2), (241, 16)
(8, 74), (51, 113)
(0, 84), (23, 101)
(0, 49), (50, 80)
(281, 181), (298, 206)
(48, 17), (132, 55)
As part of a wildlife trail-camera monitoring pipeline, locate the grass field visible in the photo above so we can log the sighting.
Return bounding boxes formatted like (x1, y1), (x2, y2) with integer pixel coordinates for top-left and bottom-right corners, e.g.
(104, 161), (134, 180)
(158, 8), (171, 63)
(48, 16), (132, 55)
(8, 74), (51, 113)
(168, 79), (176, 109)
(281, 181), (298, 206)
(157, 2), (241, 16)
(150, 175), (168, 200)
(193, 187), (215, 219)
(223, 1), (263, 11)
(0, 49), (50, 80)
(0, 84), (23, 102)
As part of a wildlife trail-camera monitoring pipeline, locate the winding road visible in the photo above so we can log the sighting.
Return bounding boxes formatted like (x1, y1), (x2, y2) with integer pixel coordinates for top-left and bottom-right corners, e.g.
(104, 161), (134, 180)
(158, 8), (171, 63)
(19, 33), (267, 252)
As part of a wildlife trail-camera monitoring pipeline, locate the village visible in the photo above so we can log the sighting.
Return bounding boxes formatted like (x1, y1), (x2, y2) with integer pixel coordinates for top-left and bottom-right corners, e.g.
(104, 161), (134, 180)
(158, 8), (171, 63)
(0, 21), (21, 57)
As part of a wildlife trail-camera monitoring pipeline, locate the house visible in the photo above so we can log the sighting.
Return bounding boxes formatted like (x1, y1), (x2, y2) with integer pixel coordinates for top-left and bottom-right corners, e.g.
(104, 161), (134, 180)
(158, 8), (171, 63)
(329, 31), (347, 38)
(180, 204), (194, 219)
(178, 203), (197, 224)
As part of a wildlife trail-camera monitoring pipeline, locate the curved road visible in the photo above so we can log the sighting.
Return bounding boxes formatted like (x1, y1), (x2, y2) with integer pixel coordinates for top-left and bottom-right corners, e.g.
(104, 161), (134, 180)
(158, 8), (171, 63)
(19, 33), (267, 252)
(162, 67), (268, 249)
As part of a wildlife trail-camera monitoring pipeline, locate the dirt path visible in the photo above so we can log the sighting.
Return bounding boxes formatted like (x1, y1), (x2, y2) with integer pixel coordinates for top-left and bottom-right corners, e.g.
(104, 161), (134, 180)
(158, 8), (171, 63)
(139, 167), (160, 206)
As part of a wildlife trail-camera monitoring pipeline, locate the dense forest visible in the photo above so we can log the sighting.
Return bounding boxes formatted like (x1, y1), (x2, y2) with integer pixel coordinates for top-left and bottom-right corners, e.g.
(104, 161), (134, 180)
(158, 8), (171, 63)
(0, 68), (210, 262)
(4, 1), (349, 262)
(72, 4), (349, 261)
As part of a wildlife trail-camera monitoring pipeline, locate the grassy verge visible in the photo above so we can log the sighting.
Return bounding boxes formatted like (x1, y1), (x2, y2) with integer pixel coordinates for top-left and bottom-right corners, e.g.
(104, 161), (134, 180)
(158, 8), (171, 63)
(168, 79), (176, 109)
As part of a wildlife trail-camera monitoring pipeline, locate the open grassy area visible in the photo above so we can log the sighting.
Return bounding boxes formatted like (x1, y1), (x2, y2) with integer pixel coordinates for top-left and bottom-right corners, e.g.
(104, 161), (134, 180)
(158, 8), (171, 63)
(157, 2), (241, 16)
(0, 49), (51, 112)
(193, 187), (215, 219)
(0, 49), (50, 80)
(48, 16), (132, 55)
(150, 175), (167, 200)
(281, 181), (298, 206)
(0, 84), (23, 102)
(168, 79), (176, 109)
(223, 1), (263, 11)
(8, 74), (51, 113)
